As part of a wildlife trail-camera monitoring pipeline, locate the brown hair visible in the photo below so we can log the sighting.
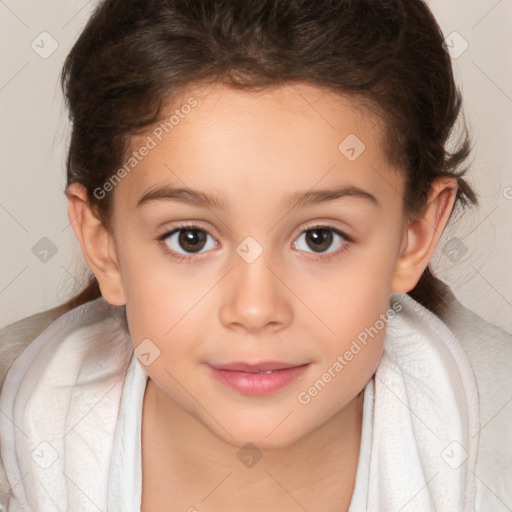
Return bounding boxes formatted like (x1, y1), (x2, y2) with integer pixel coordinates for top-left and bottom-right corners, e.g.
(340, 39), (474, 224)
(59, 0), (477, 317)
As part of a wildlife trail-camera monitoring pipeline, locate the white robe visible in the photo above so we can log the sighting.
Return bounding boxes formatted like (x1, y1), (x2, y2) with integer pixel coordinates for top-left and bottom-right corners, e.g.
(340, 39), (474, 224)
(0, 293), (511, 511)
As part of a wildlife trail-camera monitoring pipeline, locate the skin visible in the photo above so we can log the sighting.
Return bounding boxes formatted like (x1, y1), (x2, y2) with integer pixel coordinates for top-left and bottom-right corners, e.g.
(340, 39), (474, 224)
(67, 82), (457, 511)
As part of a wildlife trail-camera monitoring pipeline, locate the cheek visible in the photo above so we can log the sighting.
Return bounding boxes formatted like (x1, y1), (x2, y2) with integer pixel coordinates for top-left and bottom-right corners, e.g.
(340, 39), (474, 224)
(294, 236), (397, 390)
(299, 242), (397, 343)
(117, 231), (199, 339)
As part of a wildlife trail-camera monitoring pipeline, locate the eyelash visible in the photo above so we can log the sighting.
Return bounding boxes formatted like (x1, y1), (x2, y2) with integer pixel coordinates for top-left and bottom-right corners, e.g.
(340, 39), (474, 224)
(157, 222), (353, 263)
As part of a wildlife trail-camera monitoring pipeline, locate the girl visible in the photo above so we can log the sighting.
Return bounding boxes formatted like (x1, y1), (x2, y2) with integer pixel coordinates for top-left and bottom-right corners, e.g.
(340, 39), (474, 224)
(1, 0), (511, 511)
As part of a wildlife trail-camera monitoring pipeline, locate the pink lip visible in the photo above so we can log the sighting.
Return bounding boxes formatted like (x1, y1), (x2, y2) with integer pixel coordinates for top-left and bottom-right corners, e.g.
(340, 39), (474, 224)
(206, 362), (310, 395)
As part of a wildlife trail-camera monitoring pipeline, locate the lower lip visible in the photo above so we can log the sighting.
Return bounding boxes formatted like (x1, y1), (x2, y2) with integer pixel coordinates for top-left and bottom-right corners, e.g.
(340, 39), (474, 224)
(207, 364), (310, 395)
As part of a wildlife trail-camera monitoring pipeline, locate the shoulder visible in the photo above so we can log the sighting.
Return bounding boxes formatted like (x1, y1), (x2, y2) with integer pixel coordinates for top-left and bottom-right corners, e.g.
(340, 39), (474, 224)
(0, 303), (69, 510)
(0, 304), (70, 387)
(0, 298), (130, 511)
(439, 289), (512, 403)
(438, 289), (512, 510)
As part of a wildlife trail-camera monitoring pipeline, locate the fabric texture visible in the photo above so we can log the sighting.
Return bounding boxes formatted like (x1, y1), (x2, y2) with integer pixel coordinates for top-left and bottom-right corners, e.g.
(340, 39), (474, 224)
(0, 300), (135, 511)
(0, 292), (510, 511)
(0, 304), (69, 511)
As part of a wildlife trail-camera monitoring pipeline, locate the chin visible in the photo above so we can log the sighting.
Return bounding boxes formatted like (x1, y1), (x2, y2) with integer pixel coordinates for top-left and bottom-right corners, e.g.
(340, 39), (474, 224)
(206, 417), (313, 452)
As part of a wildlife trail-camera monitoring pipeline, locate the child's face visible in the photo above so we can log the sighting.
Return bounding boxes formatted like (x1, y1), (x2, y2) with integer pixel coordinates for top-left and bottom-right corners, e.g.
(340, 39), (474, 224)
(110, 82), (407, 448)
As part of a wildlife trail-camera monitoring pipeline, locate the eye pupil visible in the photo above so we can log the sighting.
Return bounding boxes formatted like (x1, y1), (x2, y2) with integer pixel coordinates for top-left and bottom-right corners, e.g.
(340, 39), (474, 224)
(307, 228), (333, 252)
(179, 229), (206, 253)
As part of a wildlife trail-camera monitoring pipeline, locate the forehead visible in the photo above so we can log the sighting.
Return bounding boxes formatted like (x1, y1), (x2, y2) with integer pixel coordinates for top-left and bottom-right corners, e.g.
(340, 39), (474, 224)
(165, 81), (380, 144)
(117, 82), (403, 212)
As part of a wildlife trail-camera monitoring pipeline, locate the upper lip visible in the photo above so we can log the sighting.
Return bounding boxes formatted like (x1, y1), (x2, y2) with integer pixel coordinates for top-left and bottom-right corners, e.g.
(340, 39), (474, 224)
(208, 362), (309, 373)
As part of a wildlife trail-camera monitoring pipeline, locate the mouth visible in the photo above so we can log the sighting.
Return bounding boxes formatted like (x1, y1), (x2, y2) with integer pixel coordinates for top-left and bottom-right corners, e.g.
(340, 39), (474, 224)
(206, 361), (310, 395)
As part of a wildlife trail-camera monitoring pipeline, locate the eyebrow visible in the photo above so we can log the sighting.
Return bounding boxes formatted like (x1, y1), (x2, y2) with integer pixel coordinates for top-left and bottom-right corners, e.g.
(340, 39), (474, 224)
(136, 184), (380, 210)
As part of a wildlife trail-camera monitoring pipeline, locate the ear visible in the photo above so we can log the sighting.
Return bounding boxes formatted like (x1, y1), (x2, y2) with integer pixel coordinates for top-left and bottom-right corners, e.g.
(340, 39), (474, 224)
(391, 177), (458, 293)
(66, 182), (126, 306)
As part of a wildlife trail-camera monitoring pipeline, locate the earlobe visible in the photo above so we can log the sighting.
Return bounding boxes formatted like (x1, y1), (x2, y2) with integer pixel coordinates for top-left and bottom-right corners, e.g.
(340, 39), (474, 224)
(391, 178), (458, 293)
(66, 182), (126, 306)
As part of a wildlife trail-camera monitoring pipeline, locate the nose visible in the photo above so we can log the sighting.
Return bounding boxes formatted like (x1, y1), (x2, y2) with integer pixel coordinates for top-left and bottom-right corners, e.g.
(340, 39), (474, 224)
(218, 249), (293, 335)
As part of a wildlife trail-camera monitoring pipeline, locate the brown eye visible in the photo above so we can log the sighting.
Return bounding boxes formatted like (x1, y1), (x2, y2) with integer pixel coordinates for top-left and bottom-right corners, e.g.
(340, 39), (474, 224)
(160, 225), (217, 258)
(177, 228), (207, 253)
(293, 225), (347, 256)
(305, 228), (334, 252)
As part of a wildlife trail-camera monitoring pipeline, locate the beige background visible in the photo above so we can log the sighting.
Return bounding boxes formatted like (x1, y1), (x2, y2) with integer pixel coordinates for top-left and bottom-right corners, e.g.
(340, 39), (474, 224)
(1, 0), (511, 332)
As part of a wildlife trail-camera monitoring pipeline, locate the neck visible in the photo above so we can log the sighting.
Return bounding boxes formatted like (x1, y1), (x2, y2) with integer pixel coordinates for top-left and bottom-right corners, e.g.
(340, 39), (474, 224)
(142, 379), (364, 512)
